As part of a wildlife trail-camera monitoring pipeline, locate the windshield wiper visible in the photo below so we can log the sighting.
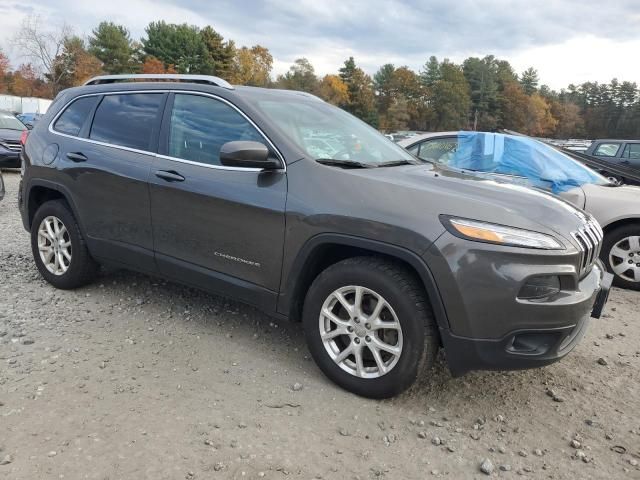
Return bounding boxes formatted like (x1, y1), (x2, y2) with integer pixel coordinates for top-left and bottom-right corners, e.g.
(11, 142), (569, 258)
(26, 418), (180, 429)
(315, 158), (375, 169)
(375, 159), (418, 168)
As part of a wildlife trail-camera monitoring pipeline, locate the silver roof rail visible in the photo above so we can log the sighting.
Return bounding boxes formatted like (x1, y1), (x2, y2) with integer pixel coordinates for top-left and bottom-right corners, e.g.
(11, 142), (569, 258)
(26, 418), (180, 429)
(83, 74), (234, 90)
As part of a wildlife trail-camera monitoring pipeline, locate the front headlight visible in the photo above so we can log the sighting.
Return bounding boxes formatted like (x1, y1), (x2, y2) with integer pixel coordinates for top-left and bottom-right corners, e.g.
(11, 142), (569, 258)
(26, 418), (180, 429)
(441, 216), (565, 250)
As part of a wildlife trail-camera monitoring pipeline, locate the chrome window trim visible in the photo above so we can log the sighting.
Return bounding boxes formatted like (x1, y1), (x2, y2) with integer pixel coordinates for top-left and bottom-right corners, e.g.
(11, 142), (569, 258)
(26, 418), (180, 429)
(48, 89), (286, 172)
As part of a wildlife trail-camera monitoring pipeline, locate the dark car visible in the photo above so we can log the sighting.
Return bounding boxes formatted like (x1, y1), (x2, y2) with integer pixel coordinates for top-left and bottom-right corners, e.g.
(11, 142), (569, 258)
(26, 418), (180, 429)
(583, 139), (640, 183)
(0, 110), (27, 168)
(19, 74), (610, 398)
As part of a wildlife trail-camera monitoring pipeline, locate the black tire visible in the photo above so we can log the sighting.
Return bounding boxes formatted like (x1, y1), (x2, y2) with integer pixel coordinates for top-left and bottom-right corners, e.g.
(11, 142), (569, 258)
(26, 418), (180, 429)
(302, 256), (439, 399)
(31, 200), (99, 289)
(600, 224), (640, 291)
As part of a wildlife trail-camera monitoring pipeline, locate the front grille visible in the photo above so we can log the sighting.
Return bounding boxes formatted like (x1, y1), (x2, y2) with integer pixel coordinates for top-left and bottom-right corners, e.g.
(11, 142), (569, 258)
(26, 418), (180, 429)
(571, 218), (603, 278)
(0, 140), (21, 152)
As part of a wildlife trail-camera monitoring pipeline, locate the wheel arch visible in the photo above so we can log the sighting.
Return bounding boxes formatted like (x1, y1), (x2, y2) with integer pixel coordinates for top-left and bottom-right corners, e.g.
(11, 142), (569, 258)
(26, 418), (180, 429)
(601, 217), (640, 236)
(278, 234), (449, 331)
(25, 180), (83, 232)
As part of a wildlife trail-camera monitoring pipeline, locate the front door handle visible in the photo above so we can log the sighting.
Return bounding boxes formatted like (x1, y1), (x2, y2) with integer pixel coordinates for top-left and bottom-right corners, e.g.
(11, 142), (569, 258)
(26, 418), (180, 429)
(66, 152), (87, 162)
(155, 170), (185, 182)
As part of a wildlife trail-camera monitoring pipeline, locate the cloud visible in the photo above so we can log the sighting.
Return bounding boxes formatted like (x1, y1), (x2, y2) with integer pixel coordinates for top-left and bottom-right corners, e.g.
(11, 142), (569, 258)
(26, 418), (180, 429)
(1, 0), (638, 89)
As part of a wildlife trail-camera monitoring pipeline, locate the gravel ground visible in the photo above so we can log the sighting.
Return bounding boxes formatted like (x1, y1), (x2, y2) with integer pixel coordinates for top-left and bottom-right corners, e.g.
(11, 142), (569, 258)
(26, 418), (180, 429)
(1, 170), (639, 479)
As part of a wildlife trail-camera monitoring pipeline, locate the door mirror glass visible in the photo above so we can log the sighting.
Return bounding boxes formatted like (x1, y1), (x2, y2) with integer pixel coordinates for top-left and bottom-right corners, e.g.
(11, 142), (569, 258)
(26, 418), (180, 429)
(220, 141), (280, 170)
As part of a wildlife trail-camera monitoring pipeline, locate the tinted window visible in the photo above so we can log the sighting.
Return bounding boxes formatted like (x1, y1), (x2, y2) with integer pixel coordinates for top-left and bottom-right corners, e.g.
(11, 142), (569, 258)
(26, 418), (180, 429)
(168, 94), (264, 165)
(593, 143), (621, 157)
(623, 143), (640, 160)
(53, 96), (99, 136)
(90, 94), (163, 150)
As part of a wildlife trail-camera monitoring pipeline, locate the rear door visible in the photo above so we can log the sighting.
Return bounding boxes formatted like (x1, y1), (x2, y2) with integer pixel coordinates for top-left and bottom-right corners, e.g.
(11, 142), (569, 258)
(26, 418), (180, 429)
(52, 91), (166, 272)
(149, 92), (287, 309)
(621, 143), (640, 169)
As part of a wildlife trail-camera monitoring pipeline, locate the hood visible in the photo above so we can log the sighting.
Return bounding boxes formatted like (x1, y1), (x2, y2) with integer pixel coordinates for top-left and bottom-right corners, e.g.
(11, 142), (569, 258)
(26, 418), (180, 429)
(0, 128), (24, 141)
(582, 183), (640, 227)
(349, 163), (591, 243)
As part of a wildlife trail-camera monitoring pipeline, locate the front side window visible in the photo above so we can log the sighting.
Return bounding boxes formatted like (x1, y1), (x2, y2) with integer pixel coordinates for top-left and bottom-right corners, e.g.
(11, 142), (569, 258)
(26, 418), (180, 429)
(53, 96), (99, 136)
(90, 93), (163, 150)
(593, 143), (621, 157)
(168, 94), (265, 166)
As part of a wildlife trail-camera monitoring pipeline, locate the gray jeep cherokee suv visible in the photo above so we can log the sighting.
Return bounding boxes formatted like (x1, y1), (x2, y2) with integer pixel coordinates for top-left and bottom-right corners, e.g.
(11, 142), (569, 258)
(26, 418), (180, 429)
(19, 74), (611, 398)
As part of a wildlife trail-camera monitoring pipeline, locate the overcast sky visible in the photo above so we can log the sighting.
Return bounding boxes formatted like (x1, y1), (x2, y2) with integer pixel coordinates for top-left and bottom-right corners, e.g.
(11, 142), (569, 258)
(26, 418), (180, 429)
(1, 0), (639, 90)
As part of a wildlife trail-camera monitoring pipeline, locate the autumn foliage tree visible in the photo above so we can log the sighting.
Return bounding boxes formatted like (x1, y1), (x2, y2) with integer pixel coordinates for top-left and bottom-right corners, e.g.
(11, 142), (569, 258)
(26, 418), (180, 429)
(317, 74), (349, 105)
(140, 56), (177, 74)
(230, 45), (273, 87)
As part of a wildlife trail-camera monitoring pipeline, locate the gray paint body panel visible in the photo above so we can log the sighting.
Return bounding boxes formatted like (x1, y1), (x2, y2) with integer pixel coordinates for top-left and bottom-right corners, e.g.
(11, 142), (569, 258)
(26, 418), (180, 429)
(19, 83), (606, 376)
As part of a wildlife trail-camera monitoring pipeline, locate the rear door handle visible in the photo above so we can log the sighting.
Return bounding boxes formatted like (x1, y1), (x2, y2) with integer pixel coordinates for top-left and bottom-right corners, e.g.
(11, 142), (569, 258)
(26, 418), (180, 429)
(66, 152), (87, 162)
(155, 170), (185, 182)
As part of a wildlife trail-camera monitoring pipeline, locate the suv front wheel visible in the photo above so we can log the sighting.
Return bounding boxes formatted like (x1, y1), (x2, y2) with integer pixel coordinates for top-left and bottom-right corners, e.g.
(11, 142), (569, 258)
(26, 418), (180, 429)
(303, 256), (438, 398)
(31, 200), (99, 289)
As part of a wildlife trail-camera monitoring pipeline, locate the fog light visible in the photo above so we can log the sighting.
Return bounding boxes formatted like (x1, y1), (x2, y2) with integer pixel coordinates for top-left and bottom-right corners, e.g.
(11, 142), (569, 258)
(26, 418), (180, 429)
(518, 275), (560, 300)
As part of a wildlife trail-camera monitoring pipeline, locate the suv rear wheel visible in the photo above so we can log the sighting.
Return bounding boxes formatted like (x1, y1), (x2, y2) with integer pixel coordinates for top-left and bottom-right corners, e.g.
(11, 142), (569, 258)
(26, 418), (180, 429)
(601, 224), (640, 290)
(303, 256), (438, 398)
(31, 200), (99, 289)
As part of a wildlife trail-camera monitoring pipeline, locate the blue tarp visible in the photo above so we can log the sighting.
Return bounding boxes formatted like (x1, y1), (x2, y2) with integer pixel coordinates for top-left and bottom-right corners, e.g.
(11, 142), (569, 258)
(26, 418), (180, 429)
(447, 132), (607, 193)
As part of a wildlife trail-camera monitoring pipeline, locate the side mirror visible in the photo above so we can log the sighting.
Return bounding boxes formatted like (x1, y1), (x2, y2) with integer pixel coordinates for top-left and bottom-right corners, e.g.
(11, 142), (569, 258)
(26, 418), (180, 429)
(26, 124), (34, 130)
(220, 141), (281, 170)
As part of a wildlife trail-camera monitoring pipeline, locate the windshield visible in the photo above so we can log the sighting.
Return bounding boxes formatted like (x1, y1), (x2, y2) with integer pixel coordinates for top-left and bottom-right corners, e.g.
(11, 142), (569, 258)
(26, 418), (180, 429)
(440, 132), (610, 193)
(254, 99), (417, 166)
(0, 112), (26, 131)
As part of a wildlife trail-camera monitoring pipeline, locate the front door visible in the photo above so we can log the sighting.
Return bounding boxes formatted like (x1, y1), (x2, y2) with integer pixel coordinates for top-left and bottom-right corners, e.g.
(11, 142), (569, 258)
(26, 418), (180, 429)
(149, 92), (287, 310)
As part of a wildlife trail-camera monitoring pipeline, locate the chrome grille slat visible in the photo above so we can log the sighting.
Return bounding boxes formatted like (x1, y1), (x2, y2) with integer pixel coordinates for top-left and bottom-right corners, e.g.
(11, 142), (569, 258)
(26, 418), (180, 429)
(572, 218), (603, 278)
(0, 140), (21, 152)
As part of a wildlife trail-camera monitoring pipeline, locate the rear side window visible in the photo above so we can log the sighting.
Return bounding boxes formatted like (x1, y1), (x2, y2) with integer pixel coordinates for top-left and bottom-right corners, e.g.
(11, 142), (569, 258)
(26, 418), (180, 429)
(168, 94), (264, 166)
(416, 138), (458, 163)
(593, 143), (621, 157)
(90, 93), (163, 151)
(623, 143), (640, 159)
(53, 96), (99, 136)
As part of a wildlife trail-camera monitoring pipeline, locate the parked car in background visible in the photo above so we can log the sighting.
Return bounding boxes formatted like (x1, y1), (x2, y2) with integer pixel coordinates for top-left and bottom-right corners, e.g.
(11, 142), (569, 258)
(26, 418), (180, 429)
(0, 110), (27, 168)
(399, 132), (640, 290)
(18, 74), (609, 398)
(582, 139), (640, 184)
(16, 112), (43, 129)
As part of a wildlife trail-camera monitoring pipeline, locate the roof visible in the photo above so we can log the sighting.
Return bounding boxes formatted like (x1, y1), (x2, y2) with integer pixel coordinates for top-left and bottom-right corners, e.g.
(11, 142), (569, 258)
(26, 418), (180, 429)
(396, 131), (459, 147)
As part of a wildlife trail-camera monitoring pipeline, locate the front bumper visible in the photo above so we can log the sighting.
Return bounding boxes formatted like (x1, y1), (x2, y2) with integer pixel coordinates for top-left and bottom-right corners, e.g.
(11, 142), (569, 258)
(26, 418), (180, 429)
(425, 232), (611, 376)
(0, 151), (21, 168)
(441, 264), (610, 376)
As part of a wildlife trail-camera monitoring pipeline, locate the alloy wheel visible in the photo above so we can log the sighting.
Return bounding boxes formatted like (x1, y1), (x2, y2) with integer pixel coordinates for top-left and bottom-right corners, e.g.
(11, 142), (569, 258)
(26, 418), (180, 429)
(37, 216), (72, 276)
(318, 285), (403, 379)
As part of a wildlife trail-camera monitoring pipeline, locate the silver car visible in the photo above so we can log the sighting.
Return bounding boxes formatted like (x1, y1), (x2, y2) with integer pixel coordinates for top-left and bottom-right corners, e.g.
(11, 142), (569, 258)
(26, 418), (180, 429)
(399, 132), (640, 290)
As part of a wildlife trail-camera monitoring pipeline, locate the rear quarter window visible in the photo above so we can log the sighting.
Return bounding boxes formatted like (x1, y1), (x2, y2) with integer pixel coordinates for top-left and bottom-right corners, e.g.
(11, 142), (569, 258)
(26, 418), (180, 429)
(53, 96), (99, 136)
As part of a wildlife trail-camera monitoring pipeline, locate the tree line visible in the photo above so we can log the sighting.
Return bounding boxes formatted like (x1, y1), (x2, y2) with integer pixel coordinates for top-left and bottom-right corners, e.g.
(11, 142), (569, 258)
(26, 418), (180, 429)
(1, 15), (638, 139)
